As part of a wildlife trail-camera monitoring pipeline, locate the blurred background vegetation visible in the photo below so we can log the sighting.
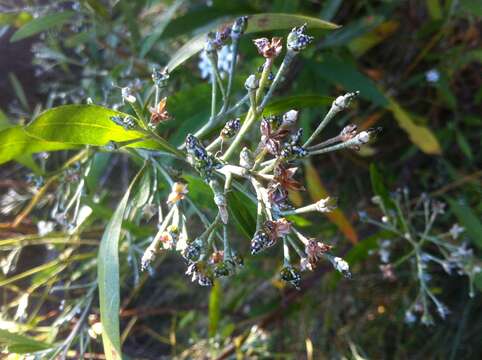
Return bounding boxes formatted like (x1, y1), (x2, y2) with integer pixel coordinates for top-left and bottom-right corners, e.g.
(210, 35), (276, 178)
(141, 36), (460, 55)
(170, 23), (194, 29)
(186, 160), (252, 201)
(0, 0), (481, 359)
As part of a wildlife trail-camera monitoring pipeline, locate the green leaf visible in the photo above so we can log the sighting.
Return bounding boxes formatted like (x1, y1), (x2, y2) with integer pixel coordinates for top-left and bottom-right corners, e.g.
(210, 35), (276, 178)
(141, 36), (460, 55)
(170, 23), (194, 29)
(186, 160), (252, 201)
(8, 72), (29, 110)
(321, 16), (383, 48)
(97, 166), (145, 360)
(0, 126), (78, 165)
(311, 55), (388, 106)
(369, 163), (395, 212)
(348, 20), (399, 57)
(456, 132), (473, 160)
(0, 11), (32, 27)
(10, 11), (75, 42)
(459, 0), (482, 17)
(26, 104), (181, 156)
(0, 329), (52, 354)
(208, 280), (221, 337)
(167, 13), (339, 72)
(140, 0), (185, 58)
(262, 95), (332, 115)
(227, 189), (257, 240)
(387, 98), (442, 155)
(184, 175), (216, 210)
(447, 198), (482, 249)
(426, 0), (443, 19)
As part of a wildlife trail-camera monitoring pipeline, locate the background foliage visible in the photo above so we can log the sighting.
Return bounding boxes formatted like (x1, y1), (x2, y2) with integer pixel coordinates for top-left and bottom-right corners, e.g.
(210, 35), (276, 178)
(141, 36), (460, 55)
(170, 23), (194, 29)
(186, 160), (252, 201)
(0, 0), (481, 359)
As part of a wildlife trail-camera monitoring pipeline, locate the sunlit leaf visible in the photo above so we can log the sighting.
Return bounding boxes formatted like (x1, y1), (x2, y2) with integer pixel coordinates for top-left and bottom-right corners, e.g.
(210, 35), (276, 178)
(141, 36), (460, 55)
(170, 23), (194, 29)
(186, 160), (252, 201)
(10, 11), (75, 42)
(387, 98), (442, 155)
(167, 13), (339, 72)
(0, 126), (78, 165)
(304, 160), (358, 244)
(26, 104), (182, 156)
(348, 20), (399, 57)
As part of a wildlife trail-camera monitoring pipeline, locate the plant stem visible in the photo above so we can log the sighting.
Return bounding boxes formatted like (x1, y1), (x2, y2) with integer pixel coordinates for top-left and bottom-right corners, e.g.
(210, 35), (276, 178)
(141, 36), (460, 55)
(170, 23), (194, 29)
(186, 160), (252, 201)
(222, 38), (240, 110)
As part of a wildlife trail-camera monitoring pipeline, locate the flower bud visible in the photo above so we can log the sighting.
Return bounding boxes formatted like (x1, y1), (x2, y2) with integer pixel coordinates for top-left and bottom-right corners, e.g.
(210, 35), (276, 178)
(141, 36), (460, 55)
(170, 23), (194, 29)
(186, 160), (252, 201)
(339, 124), (358, 142)
(281, 110), (298, 127)
(110, 115), (136, 130)
(121, 87), (136, 103)
(220, 118), (241, 139)
(183, 239), (203, 262)
(152, 67), (169, 88)
(214, 262), (230, 277)
(240, 147), (254, 169)
(250, 230), (270, 255)
(280, 266), (301, 289)
(287, 24), (313, 52)
(315, 197), (337, 212)
(231, 16), (248, 39)
(332, 256), (351, 278)
(244, 74), (259, 91)
(332, 91), (359, 112)
(351, 127), (382, 149)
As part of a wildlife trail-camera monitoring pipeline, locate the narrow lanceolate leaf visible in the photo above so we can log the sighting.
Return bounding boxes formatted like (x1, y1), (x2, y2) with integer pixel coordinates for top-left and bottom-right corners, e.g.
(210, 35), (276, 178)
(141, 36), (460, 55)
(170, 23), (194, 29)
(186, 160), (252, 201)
(387, 98), (442, 155)
(10, 11), (75, 42)
(167, 13), (339, 72)
(98, 166), (145, 360)
(208, 280), (221, 337)
(0, 126), (78, 165)
(0, 329), (52, 354)
(304, 160), (358, 244)
(26, 104), (182, 156)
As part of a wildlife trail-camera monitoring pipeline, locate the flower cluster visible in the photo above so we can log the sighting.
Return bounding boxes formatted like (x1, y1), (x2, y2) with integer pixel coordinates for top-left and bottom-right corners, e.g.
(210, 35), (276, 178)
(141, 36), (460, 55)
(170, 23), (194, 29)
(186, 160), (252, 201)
(363, 189), (481, 325)
(139, 18), (378, 288)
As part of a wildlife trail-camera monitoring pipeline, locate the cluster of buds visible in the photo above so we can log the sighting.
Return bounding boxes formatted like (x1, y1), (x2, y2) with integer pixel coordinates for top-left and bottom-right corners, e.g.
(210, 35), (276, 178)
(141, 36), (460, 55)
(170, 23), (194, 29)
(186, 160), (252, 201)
(152, 67), (170, 88)
(110, 115), (136, 130)
(250, 218), (291, 254)
(280, 265), (302, 289)
(287, 24), (314, 52)
(185, 134), (221, 181)
(220, 119), (241, 139)
(186, 262), (213, 287)
(280, 128), (307, 159)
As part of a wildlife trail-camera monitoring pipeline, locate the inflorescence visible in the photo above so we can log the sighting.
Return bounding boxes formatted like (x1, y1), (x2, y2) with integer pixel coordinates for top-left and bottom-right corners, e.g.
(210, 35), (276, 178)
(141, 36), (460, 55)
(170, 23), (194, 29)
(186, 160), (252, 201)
(131, 18), (381, 288)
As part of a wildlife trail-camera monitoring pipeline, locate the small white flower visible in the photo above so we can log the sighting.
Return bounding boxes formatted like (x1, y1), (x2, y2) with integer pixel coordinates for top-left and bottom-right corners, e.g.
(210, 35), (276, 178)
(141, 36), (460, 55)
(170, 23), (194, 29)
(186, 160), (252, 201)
(404, 310), (416, 324)
(37, 220), (55, 236)
(121, 87), (136, 103)
(198, 45), (234, 81)
(449, 223), (464, 240)
(333, 256), (350, 277)
(425, 69), (440, 83)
